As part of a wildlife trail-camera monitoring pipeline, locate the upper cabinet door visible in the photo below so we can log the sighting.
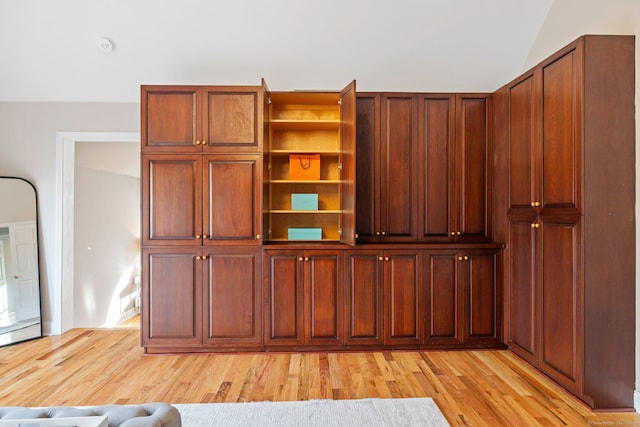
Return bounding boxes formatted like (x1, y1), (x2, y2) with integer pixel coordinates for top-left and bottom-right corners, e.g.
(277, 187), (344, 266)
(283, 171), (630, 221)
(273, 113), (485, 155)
(339, 80), (357, 246)
(380, 94), (419, 242)
(540, 43), (583, 213)
(418, 94), (455, 242)
(141, 86), (201, 152)
(507, 71), (539, 214)
(455, 94), (491, 242)
(202, 86), (264, 153)
(355, 93), (380, 243)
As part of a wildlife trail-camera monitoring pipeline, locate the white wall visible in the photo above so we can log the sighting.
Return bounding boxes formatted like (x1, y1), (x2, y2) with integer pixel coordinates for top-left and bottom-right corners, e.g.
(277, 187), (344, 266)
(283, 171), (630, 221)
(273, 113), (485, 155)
(0, 102), (138, 333)
(73, 166), (140, 327)
(520, 0), (640, 410)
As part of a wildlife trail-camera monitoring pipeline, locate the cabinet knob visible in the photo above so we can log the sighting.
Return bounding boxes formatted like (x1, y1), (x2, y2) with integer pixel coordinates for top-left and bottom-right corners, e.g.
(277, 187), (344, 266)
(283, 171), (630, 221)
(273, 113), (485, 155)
(298, 257), (304, 261)
(457, 231), (462, 236)
(450, 231), (455, 236)
(464, 255), (469, 261)
(531, 201), (541, 207)
(531, 223), (541, 229)
(256, 234), (260, 239)
(378, 256), (383, 261)
(202, 234), (209, 239)
(304, 257), (309, 262)
(376, 231), (381, 236)
(195, 234), (201, 239)
(381, 231), (386, 236)
(384, 256), (389, 261)
(458, 256), (463, 261)
(194, 140), (201, 146)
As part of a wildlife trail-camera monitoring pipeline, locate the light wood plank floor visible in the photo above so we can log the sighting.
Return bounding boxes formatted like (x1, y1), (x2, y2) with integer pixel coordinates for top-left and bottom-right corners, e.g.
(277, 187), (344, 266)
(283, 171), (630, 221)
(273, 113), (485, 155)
(0, 325), (638, 426)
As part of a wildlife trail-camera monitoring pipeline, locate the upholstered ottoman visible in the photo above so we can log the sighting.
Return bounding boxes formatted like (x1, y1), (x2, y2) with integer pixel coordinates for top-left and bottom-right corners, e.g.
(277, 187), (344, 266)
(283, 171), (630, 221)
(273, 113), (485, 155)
(0, 403), (181, 427)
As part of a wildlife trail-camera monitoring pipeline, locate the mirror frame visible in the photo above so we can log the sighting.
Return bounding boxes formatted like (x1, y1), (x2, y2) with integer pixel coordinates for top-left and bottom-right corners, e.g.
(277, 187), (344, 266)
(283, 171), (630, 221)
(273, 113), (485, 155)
(0, 176), (42, 346)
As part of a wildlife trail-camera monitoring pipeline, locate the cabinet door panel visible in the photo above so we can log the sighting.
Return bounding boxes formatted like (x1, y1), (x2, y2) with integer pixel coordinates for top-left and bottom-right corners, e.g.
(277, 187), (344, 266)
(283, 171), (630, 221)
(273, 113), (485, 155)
(142, 155), (202, 245)
(204, 88), (262, 152)
(466, 251), (498, 341)
(425, 251), (461, 345)
(306, 251), (343, 344)
(540, 220), (583, 392)
(420, 95), (455, 241)
(384, 251), (422, 344)
(344, 251), (383, 345)
(339, 81), (357, 245)
(507, 219), (537, 362)
(141, 248), (201, 347)
(355, 95), (380, 242)
(456, 95), (489, 241)
(541, 48), (582, 211)
(204, 155), (261, 244)
(204, 247), (261, 347)
(380, 95), (418, 241)
(264, 251), (303, 345)
(141, 87), (199, 152)
(508, 73), (537, 211)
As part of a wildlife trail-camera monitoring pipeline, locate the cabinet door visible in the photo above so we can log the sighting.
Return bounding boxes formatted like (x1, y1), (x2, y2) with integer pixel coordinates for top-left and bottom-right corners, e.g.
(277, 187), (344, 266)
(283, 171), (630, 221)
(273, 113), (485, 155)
(203, 154), (262, 244)
(538, 219), (583, 394)
(339, 81), (357, 246)
(384, 250), (423, 345)
(355, 94), (380, 242)
(142, 154), (202, 246)
(424, 250), (463, 346)
(506, 218), (537, 364)
(203, 247), (262, 348)
(464, 250), (500, 344)
(202, 86), (263, 152)
(141, 86), (201, 152)
(264, 250), (304, 346)
(305, 250), (343, 345)
(455, 95), (490, 242)
(141, 247), (202, 348)
(418, 95), (455, 242)
(379, 94), (419, 241)
(344, 250), (383, 345)
(540, 46), (582, 214)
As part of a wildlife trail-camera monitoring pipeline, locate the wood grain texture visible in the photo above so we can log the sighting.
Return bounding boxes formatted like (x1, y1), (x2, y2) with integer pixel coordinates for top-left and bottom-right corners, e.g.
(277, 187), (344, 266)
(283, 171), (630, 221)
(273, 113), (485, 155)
(1, 325), (637, 426)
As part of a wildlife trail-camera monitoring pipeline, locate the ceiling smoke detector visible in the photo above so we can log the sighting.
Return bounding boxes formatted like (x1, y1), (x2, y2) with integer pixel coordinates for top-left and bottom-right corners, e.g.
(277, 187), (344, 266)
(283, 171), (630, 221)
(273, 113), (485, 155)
(96, 37), (113, 53)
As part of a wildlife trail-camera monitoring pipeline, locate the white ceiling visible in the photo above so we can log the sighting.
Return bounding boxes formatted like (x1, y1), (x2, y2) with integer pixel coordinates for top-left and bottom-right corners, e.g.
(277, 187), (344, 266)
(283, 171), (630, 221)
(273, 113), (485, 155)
(0, 0), (555, 103)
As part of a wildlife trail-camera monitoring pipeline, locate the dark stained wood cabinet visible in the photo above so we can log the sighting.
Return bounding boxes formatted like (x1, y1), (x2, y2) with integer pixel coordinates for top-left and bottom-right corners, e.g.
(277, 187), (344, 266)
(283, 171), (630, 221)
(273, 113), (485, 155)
(424, 248), (501, 347)
(499, 35), (635, 410)
(141, 85), (263, 153)
(263, 249), (343, 347)
(355, 93), (419, 242)
(418, 94), (490, 242)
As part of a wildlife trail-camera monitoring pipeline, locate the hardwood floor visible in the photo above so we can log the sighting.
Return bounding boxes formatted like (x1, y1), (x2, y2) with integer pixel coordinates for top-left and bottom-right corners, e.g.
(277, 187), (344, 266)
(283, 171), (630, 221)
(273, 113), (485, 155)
(0, 324), (637, 426)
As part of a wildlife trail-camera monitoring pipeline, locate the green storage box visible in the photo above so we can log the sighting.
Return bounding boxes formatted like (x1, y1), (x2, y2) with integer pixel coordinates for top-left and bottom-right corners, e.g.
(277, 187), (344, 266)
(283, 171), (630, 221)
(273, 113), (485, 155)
(291, 193), (319, 210)
(288, 227), (322, 240)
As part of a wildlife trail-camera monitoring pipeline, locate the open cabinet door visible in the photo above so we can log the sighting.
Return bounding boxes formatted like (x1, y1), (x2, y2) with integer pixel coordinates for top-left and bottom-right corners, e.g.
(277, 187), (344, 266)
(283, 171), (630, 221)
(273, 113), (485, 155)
(339, 80), (357, 246)
(261, 78), (270, 243)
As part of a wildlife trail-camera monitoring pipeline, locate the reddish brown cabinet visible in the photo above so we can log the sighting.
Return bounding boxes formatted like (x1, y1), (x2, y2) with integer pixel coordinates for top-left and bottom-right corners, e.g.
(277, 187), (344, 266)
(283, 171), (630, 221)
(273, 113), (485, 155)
(141, 85), (264, 153)
(500, 35), (635, 409)
(355, 93), (419, 242)
(418, 94), (491, 243)
(263, 249), (343, 347)
(424, 249), (501, 347)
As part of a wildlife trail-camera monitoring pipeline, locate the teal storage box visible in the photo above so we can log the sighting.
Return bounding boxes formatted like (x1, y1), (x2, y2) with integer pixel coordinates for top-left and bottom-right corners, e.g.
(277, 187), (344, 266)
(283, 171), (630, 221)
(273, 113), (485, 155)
(288, 227), (322, 240)
(291, 193), (319, 210)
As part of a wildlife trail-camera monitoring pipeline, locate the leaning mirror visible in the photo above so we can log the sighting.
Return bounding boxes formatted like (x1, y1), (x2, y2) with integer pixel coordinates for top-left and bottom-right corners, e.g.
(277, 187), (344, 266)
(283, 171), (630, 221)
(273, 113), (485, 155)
(0, 177), (41, 346)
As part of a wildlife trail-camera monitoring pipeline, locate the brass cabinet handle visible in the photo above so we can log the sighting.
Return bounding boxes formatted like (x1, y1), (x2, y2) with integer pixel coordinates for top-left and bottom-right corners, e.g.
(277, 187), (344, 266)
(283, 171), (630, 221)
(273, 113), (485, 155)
(531, 223), (541, 228)
(457, 231), (461, 236)
(531, 201), (541, 207)
(195, 234), (201, 239)
(378, 256), (383, 261)
(384, 256), (389, 261)
(304, 257), (309, 262)
(381, 231), (386, 236)
(458, 255), (470, 261)
(464, 255), (469, 261)
(256, 234), (260, 239)
(376, 231), (381, 236)
(450, 231), (455, 236)
(202, 234), (209, 239)
(298, 257), (304, 261)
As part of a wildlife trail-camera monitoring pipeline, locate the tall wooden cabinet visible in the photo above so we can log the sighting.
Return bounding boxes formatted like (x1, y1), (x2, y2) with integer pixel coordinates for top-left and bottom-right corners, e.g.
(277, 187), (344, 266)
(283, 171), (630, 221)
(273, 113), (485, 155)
(498, 35), (635, 410)
(141, 84), (266, 352)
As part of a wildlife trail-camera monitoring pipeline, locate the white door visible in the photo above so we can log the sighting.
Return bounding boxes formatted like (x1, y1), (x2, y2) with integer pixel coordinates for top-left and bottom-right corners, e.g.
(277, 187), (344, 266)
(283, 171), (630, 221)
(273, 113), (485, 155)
(9, 222), (39, 320)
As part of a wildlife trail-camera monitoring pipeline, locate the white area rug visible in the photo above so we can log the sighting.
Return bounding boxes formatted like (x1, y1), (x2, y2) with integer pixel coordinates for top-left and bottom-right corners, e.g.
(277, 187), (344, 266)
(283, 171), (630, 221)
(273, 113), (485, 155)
(174, 398), (450, 426)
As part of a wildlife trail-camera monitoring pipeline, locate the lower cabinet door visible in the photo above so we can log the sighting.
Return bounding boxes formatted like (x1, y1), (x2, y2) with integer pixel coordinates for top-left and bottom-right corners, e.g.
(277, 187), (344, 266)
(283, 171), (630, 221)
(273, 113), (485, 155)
(203, 246), (262, 348)
(141, 247), (203, 348)
(344, 250), (384, 345)
(305, 250), (343, 346)
(384, 250), (423, 345)
(424, 250), (463, 346)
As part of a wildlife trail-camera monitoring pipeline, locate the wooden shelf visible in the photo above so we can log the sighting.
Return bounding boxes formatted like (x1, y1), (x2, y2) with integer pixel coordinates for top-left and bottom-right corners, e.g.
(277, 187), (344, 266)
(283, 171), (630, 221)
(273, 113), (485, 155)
(269, 150), (340, 155)
(270, 120), (340, 130)
(269, 179), (340, 184)
(268, 210), (340, 214)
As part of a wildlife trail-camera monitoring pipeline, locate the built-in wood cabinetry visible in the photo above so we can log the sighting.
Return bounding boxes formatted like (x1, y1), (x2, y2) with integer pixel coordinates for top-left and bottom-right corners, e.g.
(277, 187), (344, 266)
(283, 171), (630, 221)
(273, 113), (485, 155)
(495, 35), (635, 410)
(140, 84), (266, 352)
(356, 93), (490, 244)
(263, 248), (343, 347)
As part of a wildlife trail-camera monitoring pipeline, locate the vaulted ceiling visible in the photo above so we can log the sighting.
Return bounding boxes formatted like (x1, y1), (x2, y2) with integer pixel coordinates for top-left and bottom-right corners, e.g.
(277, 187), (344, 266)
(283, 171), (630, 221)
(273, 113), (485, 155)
(0, 0), (556, 102)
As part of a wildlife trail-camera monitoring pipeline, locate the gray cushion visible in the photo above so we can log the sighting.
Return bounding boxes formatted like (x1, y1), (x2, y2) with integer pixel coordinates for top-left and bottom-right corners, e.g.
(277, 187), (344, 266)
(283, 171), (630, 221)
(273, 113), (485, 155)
(0, 403), (181, 427)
